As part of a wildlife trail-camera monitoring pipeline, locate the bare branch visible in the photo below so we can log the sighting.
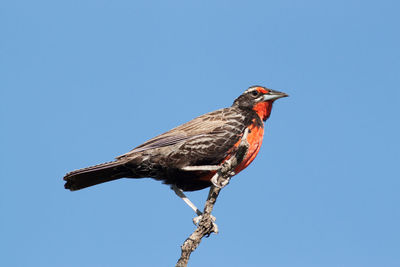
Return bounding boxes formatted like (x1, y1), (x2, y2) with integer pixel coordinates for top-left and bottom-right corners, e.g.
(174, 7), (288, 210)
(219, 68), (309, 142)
(176, 129), (250, 267)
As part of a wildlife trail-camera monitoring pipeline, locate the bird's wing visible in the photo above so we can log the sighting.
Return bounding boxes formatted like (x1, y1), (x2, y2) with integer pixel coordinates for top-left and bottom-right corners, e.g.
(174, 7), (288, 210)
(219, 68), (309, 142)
(116, 108), (246, 160)
(120, 134), (197, 154)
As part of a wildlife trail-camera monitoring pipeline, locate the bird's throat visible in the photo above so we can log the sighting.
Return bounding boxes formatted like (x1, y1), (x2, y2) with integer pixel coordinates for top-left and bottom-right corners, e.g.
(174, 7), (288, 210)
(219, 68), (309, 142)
(253, 101), (273, 121)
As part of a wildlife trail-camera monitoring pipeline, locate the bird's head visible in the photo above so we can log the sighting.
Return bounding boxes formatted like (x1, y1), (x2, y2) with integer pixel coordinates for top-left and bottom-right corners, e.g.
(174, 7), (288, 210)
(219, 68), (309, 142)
(233, 85), (288, 121)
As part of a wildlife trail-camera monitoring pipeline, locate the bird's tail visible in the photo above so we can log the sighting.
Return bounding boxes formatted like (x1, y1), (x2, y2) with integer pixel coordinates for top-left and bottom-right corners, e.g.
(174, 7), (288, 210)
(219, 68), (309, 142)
(64, 161), (132, 191)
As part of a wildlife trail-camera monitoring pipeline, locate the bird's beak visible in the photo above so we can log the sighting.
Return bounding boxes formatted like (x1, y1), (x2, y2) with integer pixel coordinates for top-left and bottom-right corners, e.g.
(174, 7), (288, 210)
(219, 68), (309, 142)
(263, 90), (289, 101)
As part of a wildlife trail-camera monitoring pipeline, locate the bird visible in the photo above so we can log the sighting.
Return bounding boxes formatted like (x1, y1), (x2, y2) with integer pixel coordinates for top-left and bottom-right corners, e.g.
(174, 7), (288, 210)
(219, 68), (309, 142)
(64, 86), (287, 198)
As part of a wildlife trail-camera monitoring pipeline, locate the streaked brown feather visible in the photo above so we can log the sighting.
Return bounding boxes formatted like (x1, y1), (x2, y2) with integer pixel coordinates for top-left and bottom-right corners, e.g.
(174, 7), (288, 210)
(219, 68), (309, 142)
(116, 107), (246, 159)
(64, 106), (260, 191)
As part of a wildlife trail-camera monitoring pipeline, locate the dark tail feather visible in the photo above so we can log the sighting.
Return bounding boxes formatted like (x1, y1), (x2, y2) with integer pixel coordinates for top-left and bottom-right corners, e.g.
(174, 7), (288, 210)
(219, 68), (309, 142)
(64, 161), (132, 191)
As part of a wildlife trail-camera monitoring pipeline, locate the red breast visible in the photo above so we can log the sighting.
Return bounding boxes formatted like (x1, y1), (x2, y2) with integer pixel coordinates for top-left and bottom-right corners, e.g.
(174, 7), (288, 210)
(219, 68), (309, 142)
(234, 121), (264, 174)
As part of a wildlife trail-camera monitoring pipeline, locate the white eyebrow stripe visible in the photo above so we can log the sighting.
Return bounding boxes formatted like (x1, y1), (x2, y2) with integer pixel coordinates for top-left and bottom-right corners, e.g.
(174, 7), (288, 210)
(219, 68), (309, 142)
(244, 87), (258, 93)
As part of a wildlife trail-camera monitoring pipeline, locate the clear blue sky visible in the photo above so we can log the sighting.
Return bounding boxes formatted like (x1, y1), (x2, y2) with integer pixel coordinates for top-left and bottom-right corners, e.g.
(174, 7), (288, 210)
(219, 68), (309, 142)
(1, 1), (399, 266)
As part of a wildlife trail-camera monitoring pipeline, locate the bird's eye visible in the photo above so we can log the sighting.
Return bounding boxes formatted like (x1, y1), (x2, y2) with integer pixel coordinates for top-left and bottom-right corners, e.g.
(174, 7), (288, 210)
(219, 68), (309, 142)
(251, 91), (259, 97)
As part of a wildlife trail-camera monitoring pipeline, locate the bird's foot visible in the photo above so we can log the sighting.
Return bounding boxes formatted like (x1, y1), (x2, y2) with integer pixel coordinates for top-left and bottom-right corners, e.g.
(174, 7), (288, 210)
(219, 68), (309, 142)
(193, 214), (218, 234)
(192, 214), (216, 225)
(211, 172), (234, 188)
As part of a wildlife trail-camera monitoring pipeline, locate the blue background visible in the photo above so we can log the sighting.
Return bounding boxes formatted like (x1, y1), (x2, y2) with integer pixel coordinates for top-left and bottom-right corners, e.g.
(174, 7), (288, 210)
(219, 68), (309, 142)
(1, 1), (399, 266)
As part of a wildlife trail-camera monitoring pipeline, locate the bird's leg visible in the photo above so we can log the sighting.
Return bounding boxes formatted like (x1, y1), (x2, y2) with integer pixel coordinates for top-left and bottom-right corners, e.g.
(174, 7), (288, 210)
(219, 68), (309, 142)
(181, 165), (220, 171)
(171, 184), (202, 216)
(181, 164), (234, 188)
(171, 184), (217, 231)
